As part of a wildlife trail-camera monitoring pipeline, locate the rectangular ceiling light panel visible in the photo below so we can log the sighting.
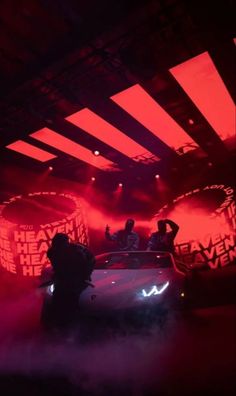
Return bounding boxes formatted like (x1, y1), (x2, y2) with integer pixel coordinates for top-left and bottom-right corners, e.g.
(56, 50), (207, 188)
(6, 140), (57, 162)
(169, 51), (235, 141)
(111, 84), (199, 155)
(66, 108), (160, 162)
(30, 128), (119, 171)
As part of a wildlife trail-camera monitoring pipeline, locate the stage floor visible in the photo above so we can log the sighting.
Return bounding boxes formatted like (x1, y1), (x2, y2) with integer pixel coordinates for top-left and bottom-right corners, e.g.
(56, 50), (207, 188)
(0, 272), (235, 396)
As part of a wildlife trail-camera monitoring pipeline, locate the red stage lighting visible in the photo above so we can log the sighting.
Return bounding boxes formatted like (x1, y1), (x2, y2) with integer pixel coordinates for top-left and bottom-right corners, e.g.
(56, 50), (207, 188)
(155, 174), (160, 179)
(6, 140), (57, 162)
(91, 177), (96, 181)
(94, 150), (100, 156)
(111, 84), (199, 154)
(118, 183), (123, 187)
(66, 108), (160, 163)
(170, 52), (235, 142)
(30, 128), (118, 171)
(49, 166), (53, 171)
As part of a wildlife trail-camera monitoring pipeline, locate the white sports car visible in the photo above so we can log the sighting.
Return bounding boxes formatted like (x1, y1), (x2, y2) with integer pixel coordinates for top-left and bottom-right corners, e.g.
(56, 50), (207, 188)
(44, 251), (186, 318)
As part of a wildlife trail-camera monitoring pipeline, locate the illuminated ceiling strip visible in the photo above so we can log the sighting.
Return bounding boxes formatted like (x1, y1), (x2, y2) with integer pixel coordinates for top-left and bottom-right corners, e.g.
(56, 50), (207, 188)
(6, 140), (57, 162)
(110, 84), (199, 154)
(169, 51), (235, 141)
(30, 128), (118, 171)
(66, 108), (160, 162)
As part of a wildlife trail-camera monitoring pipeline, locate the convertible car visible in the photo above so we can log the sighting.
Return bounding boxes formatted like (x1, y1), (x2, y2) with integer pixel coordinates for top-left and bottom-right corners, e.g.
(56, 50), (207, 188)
(43, 250), (186, 317)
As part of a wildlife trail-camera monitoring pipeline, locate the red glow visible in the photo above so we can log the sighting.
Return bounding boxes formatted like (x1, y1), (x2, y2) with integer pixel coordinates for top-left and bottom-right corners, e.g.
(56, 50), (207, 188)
(81, 200), (127, 231)
(169, 52), (236, 141)
(155, 174), (160, 179)
(81, 198), (153, 245)
(111, 84), (199, 154)
(30, 128), (119, 171)
(154, 203), (231, 243)
(66, 108), (160, 162)
(113, 185), (123, 205)
(91, 177), (96, 181)
(155, 177), (170, 201)
(6, 140), (57, 162)
(0, 192), (89, 276)
(118, 183), (123, 187)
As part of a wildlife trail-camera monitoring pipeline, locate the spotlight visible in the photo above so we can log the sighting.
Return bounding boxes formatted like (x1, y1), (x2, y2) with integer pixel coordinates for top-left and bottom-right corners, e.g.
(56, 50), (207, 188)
(188, 119), (194, 125)
(94, 150), (100, 156)
(155, 174), (160, 179)
(91, 177), (96, 181)
(49, 166), (53, 171)
(118, 183), (123, 187)
(208, 162), (213, 167)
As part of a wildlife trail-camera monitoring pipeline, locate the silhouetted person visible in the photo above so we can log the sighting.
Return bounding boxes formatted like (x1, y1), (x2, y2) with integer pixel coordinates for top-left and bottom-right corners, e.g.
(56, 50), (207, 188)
(45, 233), (95, 330)
(147, 219), (179, 254)
(105, 219), (139, 251)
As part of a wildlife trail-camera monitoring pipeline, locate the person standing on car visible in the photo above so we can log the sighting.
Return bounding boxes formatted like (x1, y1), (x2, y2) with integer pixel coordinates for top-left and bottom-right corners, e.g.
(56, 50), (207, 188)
(147, 219), (179, 254)
(45, 233), (95, 330)
(105, 218), (139, 251)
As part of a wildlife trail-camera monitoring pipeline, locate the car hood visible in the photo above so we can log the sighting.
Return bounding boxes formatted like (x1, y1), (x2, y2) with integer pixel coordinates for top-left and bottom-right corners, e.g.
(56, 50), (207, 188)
(79, 268), (176, 312)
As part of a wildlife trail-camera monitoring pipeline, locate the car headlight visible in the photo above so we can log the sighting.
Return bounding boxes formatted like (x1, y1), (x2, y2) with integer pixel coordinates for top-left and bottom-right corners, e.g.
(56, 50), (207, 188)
(142, 281), (169, 297)
(47, 284), (55, 295)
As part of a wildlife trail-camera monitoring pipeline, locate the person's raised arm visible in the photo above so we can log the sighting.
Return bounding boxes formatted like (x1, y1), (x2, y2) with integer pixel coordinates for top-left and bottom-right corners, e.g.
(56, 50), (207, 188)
(105, 225), (118, 241)
(165, 219), (179, 237)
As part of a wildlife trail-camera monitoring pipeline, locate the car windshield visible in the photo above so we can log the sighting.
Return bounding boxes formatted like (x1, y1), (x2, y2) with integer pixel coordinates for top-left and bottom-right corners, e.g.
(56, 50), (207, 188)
(95, 252), (173, 269)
